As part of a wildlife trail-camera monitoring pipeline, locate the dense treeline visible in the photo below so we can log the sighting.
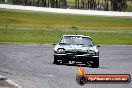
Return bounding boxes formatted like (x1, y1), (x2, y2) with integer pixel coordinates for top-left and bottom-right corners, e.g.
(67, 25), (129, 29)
(11, 0), (67, 8)
(1, 0), (128, 11)
(75, 0), (127, 11)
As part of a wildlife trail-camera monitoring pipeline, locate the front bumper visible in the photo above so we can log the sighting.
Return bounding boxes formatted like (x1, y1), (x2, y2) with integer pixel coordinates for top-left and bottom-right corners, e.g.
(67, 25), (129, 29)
(54, 53), (99, 62)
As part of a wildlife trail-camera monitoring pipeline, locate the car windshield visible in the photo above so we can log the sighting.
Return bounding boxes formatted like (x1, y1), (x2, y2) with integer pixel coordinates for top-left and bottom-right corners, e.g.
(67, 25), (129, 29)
(60, 36), (94, 46)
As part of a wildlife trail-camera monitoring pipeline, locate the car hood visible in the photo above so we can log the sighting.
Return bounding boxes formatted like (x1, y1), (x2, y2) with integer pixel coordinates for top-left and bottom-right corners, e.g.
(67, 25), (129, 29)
(54, 44), (98, 52)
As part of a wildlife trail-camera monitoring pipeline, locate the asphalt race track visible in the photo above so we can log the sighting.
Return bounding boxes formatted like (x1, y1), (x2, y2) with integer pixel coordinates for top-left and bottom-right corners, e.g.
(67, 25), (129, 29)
(0, 44), (132, 88)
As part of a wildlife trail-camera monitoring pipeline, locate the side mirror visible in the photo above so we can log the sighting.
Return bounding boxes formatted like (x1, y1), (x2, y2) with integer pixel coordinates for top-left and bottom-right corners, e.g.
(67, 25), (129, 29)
(52, 43), (56, 45)
(97, 45), (101, 47)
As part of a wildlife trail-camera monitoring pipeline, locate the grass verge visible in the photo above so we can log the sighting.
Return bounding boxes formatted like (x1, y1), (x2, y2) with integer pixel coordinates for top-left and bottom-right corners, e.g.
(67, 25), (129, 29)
(0, 9), (132, 44)
(0, 28), (132, 45)
(0, 9), (132, 30)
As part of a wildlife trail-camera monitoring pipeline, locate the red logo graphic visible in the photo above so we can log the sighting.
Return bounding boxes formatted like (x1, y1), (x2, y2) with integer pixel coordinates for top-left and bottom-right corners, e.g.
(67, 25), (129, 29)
(76, 66), (131, 85)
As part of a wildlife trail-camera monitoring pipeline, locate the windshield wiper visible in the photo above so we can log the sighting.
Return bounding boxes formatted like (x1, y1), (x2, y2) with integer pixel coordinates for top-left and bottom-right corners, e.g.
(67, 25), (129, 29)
(76, 44), (84, 45)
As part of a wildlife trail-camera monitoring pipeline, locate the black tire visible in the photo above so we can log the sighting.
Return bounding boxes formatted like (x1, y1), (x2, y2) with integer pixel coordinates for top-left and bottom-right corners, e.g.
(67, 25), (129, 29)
(53, 56), (59, 64)
(91, 57), (99, 68)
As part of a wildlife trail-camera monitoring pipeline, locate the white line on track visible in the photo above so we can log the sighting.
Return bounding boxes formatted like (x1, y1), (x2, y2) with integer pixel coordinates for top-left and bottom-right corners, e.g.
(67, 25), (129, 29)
(41, 74), (56, 77)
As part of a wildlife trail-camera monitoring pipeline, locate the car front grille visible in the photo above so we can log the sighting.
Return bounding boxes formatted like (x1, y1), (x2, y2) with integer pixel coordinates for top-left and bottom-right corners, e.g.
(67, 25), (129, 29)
(66, 51), (87, 55)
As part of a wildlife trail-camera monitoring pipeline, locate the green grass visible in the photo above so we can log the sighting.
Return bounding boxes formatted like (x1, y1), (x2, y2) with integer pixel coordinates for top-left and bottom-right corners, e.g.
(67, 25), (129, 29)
(0, 9), (132, 30)
(0, 28), (132, 45)
(0, 9), (132, 44)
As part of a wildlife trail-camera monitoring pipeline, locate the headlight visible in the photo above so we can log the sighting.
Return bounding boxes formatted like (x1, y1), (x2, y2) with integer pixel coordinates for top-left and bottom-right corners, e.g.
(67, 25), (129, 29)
(57, 48), (66, 54)
(95, 52), (99, 56)
(88, 50), (95, 54)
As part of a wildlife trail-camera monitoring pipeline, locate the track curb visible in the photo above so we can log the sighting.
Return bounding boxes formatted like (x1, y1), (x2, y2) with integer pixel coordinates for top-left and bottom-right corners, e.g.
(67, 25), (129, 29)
(0, 75), (22, 88)
(6, 79), (22, 88)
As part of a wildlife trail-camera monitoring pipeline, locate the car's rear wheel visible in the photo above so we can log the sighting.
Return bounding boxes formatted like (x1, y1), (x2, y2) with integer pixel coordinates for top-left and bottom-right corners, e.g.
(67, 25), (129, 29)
(90, 57), (99, 68)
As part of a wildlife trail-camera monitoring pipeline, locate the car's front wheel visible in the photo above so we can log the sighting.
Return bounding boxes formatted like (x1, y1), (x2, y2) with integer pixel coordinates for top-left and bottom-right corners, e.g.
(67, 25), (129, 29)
(90, 57), (99, 68)
(53, 56), (59, 64)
